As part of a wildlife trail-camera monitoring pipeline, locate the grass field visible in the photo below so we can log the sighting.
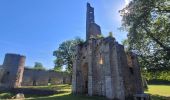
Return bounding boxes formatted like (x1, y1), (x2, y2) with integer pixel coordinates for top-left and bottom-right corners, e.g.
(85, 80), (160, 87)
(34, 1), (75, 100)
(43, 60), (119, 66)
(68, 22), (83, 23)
(145, 85), (170, 96)
(145, 85), (170, 100)
(0, 84), (170, 100)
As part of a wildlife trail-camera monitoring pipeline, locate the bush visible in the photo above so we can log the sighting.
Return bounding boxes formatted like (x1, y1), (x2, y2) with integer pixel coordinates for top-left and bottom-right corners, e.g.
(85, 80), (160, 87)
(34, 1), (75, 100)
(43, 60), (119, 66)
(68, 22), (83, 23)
(142, 71), (170, 81)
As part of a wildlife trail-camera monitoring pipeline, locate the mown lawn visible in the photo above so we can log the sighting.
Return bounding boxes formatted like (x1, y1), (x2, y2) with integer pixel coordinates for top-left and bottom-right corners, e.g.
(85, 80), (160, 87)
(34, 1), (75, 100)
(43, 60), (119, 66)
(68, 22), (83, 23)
(145, 85), (170, 96)
(0, 84), (170, 100)
(145, 85), (170, 100)
(0, 84), (105, 100)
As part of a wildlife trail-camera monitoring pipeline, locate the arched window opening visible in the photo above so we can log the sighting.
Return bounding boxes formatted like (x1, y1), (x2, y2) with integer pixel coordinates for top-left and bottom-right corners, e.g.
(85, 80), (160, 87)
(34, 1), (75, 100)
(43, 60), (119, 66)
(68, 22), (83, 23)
(99, 53), (103, 65)
(48, 78), (52, 86)
(33, 80), (36, 86)
(129, 67), (134, 75)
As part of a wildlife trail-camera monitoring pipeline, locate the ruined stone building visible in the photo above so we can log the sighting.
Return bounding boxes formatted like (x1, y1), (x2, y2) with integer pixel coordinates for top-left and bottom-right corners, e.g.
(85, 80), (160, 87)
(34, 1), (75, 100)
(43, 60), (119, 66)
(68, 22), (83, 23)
(72, 3), (144, 100)
(0, 54), (25, 88)
(22, 68), (70, 86)
(0, 53), (71, 88)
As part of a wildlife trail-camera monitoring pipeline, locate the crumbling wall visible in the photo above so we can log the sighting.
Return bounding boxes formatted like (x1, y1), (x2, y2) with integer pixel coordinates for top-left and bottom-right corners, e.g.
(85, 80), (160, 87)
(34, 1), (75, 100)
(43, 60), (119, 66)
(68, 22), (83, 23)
(126, 52), (144, 94)
(22, 69), (71, 86)
(1, 54), (25, 88)
(0, 67), (4, 85)
(72, 2), (144, 100)
(86, 3), (101, 40)
(72, 37), (144, 100)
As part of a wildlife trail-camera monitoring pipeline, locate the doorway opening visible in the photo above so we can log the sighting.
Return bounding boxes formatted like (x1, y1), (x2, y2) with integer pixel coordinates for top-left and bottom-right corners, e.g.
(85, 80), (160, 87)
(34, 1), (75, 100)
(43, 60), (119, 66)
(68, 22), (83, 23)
(82, 63), (88, 94)
(33, 80), (36, 86)
(48, 78), (52, 85)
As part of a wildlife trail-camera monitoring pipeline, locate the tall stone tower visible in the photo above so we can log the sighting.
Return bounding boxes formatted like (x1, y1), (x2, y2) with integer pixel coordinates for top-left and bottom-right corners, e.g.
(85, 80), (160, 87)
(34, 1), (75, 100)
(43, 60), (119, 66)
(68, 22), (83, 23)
(1, 53), (26, 88)
(86, 3), (101, 40)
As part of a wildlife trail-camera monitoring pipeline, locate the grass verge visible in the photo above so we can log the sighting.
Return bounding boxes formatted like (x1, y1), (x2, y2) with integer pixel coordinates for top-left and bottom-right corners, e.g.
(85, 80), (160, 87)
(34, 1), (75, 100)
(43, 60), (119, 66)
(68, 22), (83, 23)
(0, 84), (170, 100)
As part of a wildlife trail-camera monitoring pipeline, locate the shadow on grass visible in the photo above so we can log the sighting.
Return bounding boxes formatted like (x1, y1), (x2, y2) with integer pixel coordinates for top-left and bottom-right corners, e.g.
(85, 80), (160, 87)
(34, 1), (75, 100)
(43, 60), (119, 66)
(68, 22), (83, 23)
(148, 79), (170, 85)
(26, 93), (170, 100)
(0, 92), (14, 99)
(21, 84), (71, 91)
(150, 94), (170, 100)
(27, 93), (106, 100)
(0, 87), (63, 99)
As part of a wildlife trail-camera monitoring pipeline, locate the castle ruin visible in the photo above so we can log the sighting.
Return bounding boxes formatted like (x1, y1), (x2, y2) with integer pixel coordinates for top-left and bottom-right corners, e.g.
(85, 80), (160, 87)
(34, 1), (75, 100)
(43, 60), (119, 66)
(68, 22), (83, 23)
(0, 54), (25, 88)
(72, 3), (144, 100)
(0, 53), (71, 88)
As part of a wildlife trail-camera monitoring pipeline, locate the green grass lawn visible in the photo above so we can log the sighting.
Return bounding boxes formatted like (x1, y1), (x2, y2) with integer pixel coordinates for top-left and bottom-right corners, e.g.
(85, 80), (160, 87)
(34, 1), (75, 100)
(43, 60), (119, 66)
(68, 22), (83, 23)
(0, 84), (170, 100)
(145, 85), (170, 96)
(145, 85), (170, 100)
(0, 84), (105, 100)
(23, 84), (106, 100)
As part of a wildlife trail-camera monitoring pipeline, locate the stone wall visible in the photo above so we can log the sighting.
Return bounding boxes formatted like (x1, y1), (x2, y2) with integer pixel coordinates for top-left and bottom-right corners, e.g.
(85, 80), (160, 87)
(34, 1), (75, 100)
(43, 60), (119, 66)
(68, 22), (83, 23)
(0, 66), (4, 86)
(0, 54), (71, 87)
(72, 3), (143, 100)
(22, 68), (71, 86)
(72, 37), (144, 100)
(72, 3), (144, 100)
(1, 53), (25, 88)
(86, 3), (101, 40)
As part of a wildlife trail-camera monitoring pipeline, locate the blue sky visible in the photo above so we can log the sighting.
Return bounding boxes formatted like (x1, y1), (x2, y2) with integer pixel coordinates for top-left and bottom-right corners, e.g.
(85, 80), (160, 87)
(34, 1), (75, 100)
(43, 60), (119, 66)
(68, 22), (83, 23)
(0, 0), (129, 69)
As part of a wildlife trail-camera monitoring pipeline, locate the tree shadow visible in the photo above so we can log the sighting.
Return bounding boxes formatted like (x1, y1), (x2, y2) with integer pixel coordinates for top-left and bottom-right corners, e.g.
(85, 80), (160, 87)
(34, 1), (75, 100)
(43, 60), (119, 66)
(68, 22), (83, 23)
(150, 94), (170, 100)
(148, 79), (170, 86)
(26, 93), (106, 100)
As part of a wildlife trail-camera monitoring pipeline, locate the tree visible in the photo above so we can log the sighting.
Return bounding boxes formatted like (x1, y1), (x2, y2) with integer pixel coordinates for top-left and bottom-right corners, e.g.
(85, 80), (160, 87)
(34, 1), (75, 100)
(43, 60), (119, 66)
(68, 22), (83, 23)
(121, 39), (129, 52)
(33, 62), (45, 70)
(120, 0), (170, 71)
(53, 37), (84, 73)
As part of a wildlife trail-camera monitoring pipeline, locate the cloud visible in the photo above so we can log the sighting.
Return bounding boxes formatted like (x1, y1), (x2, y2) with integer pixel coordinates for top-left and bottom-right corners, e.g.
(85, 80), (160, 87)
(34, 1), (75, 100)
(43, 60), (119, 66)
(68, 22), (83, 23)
(125, 0), (132, 5)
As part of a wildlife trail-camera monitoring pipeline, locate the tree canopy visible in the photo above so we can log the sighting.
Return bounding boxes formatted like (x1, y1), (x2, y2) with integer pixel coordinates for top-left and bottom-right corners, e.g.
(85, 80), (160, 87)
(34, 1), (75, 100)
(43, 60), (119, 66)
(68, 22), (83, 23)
(33, 62), (46, 70)
(53, 37), (84, 73)
(120, 0), (170, 71)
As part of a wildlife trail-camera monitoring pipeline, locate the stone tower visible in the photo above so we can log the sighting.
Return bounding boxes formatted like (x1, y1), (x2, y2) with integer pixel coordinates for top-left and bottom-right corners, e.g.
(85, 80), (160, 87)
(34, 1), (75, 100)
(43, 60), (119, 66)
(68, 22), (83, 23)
(86, 3), (101, 40)
(72, 3), (144, 100)
(1, 53), (26, 88)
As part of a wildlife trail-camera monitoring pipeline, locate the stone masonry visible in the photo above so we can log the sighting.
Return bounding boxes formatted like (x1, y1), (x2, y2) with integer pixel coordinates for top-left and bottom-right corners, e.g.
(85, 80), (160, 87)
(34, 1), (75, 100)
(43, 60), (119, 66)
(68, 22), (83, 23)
(0, 53), (25, 88)
(0, 53), (71, 88)
(72, 3), (144, 100)
(22, 68), (71, 86)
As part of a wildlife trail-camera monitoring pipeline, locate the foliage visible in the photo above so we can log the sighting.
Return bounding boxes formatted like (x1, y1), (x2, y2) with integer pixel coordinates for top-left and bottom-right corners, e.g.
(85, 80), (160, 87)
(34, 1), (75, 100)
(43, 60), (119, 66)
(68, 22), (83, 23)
(53, 37), (84, 73)
(142, 70), (170, 81)
(53, 66), (62, 72)
(121, 39), (129, 52)
(120, 0), (170, 70)
(33, 62), (46, 70)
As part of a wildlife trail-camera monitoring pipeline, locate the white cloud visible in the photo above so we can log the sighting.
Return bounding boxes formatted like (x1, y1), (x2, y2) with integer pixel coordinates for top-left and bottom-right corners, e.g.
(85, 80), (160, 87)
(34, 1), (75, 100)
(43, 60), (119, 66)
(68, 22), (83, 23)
(125, 0), (132, 5)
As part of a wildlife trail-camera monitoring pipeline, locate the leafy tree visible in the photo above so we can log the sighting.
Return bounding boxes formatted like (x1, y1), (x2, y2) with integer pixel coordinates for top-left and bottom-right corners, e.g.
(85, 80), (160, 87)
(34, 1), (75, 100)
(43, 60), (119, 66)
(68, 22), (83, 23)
(33, 62), (45, 70)
(53, 37), (84, 73)
(120, 0), (170, 71)
(121, 39), (129, 52)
